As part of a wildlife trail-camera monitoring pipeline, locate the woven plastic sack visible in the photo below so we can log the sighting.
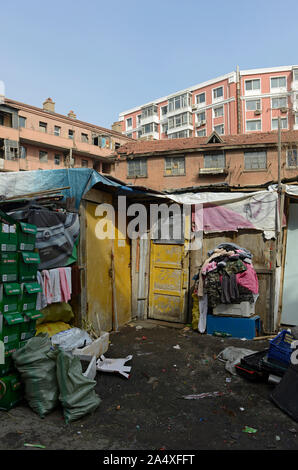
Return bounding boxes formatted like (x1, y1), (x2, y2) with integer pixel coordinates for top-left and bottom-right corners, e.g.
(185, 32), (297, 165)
(36, 321), (72, 337)
(37, 302), (74, 325)
(55, 348), (101, 423)
(12, 334), (59, 418)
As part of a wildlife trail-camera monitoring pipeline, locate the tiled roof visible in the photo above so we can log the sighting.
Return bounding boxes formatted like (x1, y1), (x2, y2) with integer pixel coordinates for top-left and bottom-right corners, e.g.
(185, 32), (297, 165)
(116, 130), (298, 157)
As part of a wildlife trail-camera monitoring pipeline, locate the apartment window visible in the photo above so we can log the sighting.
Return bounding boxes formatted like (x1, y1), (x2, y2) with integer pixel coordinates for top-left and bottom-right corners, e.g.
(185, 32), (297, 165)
(127, 133), (133, 138)
(168, 94), (190, 112)
(137, 130), (142, 138)
(272, 118), (288, 130)
(271, 76), (286, 90)
(126, 117), (132, 129)
(19, 116), (26, 128)
(54, 154), (61, 165)
(196, 92), (206, 106)
(287, 149), (298, 167)
(127, 158), (147, 178)
(39, 122), (47, 132)
(142, 123), (158, 134)
(244, 151), (266, 170)
(204, 152), (225, 169)
(68, 129), (74, 139)
(137, 114), (142, 126)
(102, 162), (112, 174)
(294, 70), (298, 82)
(115, 142), (121, 150)
(214, 124), (224, 135)
(165, 156), (185, 176)
(162, 123), (168, 134)
(20, 146), (27, 159)
(161, 106), (168, 116)
(246, 119), (261, 131)
(213, 105), (224, 118)
(39, 151), (48, 163)
(197, 111), (206, 123)
(81, 159), (88, 167)
(141, 105), (158, 118)
(168, 130), (190, 139)
(272, 96), (287, 109)
(296, 114), (298, 126)
(81, 133), (89, 143)
(213, 86), (223, 101)
(246, 99), (261, 111)
(197, 128), (206, 137)
(54, 126), (61, 136)
(168, 112), (191, 129)
(245, 79), (261, 93)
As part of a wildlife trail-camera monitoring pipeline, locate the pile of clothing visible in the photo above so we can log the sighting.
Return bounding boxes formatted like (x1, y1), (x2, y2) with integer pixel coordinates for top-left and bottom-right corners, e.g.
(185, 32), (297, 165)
(37, 267), (72, 310)
(194, 242), (259, 333)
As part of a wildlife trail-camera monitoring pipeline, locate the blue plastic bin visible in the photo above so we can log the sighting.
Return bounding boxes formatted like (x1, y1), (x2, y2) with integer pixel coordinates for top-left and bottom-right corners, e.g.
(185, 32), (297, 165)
(268, 330), (296, 365)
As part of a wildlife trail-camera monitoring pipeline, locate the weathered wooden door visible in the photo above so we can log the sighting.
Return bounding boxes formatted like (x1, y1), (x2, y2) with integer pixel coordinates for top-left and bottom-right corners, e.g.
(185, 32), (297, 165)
(148, 241), (189, 323)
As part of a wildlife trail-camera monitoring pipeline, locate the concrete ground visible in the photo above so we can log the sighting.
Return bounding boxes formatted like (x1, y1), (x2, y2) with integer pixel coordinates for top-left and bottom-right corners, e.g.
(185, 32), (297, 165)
(0, 320), (297, 452)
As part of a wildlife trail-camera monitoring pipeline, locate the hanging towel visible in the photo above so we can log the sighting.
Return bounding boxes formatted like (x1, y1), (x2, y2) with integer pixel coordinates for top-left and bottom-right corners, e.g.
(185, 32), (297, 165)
(36, 270), (48, 310)
(59, 268), (71, 303)
(49, 269), (62, 303)
(42, 270), (53, 305)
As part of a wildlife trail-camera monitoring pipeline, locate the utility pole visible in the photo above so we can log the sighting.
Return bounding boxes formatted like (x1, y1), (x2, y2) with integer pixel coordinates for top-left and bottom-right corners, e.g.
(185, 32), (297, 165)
(278, 116), (281, 191)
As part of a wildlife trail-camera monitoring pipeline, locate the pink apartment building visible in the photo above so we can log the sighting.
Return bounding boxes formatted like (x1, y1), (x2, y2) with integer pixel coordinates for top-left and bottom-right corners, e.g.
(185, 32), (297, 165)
(118, 65), (298, 140)
(0, 97), (132, 173)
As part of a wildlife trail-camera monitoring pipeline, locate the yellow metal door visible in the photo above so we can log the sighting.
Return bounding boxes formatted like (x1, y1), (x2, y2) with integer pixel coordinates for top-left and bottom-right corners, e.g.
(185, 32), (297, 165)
(86, 200), (113, 332)
(148, 242), (189, 323)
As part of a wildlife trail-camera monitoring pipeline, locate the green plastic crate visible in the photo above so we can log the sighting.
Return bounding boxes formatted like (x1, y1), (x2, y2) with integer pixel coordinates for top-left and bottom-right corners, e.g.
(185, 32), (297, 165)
(0, 283), (22, 314)
(0, 312), (24, 357)
(21, 282), (42, 312)
(19, 310), (43, 343)
(18, 222), (37, 252)
(0, 372), (23, 411)
(19, 251), (40, 282)
(0, 252), (19, 283)
(0, 222), (18, 252)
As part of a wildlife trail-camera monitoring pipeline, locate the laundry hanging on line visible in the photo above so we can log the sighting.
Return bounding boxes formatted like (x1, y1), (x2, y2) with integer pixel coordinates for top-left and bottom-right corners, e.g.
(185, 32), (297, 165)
(36, 267), (72, 310)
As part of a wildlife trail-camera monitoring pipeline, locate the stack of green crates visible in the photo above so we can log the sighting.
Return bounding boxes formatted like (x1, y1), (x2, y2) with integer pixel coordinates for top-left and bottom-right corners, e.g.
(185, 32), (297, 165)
(0, 212), (42, 410)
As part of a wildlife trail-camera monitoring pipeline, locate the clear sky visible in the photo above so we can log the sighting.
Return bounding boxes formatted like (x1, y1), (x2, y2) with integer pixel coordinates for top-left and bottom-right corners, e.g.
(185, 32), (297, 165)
(1, 0), (298, 129)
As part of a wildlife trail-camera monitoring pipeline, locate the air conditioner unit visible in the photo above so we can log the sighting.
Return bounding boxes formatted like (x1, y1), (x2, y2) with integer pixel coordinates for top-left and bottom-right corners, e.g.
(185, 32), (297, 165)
(254, 109), (261, 115)
(192, 105), (197, 110)
(201, 119), (206, 125)
(281, 107), (288, 113)
(196, 120), (206, 127)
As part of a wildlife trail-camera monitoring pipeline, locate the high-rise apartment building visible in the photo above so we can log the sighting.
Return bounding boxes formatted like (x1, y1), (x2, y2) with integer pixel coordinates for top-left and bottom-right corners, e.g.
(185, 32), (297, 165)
(118, 66), (298, 140)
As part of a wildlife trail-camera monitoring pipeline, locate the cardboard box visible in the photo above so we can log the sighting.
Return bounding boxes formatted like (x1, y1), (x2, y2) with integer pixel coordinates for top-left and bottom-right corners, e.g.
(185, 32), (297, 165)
(18, 222), (37, 251)
(21, 282), (42, 312)
(0, 283), (22, 314)
(19, 310), (43, 343)
(0, 312), (24, 356)
(0, 252), (19, 282)
(19, 251), (40, 282)
(0, 222), (17, 252)
(0, 373), (23, 411)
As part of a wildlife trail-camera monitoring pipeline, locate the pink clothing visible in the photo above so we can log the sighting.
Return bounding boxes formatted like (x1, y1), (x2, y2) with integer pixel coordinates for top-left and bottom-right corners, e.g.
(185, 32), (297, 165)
(58, 268), (71, 303)
(236, 263), (259, 294)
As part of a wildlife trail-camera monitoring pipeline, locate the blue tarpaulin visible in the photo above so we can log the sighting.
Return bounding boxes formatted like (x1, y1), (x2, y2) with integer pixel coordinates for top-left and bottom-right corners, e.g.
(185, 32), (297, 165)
(0, 168), (136, 209)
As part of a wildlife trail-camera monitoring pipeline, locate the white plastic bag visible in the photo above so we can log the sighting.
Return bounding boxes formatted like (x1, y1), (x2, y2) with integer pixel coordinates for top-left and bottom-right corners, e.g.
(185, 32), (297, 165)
(51, 328), (92, 351)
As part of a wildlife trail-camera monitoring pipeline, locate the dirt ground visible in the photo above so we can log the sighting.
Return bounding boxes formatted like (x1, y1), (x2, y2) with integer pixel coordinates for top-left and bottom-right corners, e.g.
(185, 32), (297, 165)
(0, 319), (298, 453)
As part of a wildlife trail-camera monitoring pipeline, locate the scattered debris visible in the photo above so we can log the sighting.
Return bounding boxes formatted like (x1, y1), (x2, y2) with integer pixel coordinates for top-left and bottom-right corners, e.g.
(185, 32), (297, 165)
(173, 345), (181, 350)
(24, 443), (46, 449)
(182, 391), (226, 400)
(96, 355), (133, 379)
(242, 426), (257, 434)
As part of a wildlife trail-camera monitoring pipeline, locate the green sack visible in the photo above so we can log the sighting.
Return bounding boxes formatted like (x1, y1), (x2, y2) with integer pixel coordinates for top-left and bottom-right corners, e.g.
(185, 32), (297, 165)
(12, 334), (59, 418)
(55, 348), (101, 424)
